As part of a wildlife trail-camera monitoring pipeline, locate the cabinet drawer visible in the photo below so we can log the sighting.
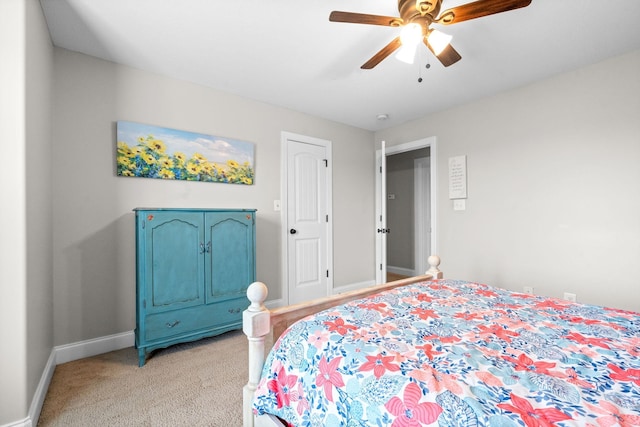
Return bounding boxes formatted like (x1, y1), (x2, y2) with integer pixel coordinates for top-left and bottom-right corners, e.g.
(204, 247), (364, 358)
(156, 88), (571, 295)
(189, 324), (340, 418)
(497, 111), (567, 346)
(145, 298), (246, 342)
(211, 297), (247, 325)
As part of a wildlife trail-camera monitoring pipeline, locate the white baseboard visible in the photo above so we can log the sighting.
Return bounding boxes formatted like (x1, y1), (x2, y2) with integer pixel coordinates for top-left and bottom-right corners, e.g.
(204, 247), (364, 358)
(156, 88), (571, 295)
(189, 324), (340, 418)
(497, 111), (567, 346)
(3, 331), (135, 427)
(264, 298), (285, 310)
(54, 330), (134, 365)
(24, 351), (56, 427)
(333, 279), (376, 295)
(2, 352), (54, 427)
(1, 417), (31, 427)
(263, 280), (378, 308)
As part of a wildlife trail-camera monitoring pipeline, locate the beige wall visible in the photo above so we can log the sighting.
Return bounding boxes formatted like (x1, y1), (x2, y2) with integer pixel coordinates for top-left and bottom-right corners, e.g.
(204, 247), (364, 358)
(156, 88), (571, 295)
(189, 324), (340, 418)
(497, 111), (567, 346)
(25, 0), (54, 420)
(0, 1), (28, 422)
(0, 0), (54, 424)
(377, 50), (640, 313)
(51, 48), (375, 345)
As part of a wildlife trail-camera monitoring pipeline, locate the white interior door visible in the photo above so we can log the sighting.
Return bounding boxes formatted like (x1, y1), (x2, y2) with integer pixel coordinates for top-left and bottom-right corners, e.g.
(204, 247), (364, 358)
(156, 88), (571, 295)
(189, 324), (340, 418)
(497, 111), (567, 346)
(376, 137), (437, 283)
(414, 157), (431, 274)
(284, 133), (332, 304)
(375, 141), (387, 284)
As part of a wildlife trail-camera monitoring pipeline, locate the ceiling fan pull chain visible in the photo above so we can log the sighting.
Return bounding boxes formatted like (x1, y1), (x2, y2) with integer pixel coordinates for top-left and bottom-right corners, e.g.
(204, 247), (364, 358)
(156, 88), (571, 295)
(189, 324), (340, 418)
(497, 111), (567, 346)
(417, 48), (430, 83)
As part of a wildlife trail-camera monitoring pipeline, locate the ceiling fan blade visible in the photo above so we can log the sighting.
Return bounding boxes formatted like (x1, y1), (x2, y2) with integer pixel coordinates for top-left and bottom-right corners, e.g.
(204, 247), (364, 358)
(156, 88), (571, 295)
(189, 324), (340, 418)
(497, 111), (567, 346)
(436, 0), (531, 25)
(330, 11), (403, 27)
(361, 37), (402, 69)
(425, 40), (462, 67)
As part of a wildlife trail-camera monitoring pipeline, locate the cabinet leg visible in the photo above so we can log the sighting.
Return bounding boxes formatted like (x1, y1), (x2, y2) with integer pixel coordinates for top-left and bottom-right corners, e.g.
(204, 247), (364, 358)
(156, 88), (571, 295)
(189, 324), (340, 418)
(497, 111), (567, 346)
(138, 349), (146, 367)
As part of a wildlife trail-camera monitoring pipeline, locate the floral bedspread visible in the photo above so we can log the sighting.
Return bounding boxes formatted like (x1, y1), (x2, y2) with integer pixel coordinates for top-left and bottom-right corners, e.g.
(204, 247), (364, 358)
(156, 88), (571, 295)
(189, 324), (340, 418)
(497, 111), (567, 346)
(253, 279), (640, 426)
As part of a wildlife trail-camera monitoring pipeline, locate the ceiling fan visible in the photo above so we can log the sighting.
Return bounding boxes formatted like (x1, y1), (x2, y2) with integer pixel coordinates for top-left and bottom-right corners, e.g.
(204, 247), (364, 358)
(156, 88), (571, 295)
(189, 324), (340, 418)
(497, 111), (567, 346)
(329, 0), (532, 69)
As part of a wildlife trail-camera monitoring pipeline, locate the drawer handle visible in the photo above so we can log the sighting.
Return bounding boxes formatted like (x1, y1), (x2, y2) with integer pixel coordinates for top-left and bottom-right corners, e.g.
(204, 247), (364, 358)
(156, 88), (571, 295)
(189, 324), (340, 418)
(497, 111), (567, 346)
(166, 320), (181, 328)
(228, 308), (242, 314)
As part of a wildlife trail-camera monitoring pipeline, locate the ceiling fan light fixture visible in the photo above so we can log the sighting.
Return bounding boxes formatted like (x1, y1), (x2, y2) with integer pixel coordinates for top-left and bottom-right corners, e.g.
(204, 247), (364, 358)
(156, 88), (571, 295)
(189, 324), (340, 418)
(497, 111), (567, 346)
(396, 23), (422, 64)
(395, 44), (418, 64)
(399, 23), (423, 46)
(427, 29), (453, 56)
(330, 0), (533, 70)
(415, 0), (437, 15)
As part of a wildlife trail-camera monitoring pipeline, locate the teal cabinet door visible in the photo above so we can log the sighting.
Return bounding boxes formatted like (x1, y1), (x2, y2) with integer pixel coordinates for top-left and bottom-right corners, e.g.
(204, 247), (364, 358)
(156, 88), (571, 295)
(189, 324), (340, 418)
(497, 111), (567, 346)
(205, 211), (255, 301)
(143, 211), (205, 312)
(134, 208), (256, 366)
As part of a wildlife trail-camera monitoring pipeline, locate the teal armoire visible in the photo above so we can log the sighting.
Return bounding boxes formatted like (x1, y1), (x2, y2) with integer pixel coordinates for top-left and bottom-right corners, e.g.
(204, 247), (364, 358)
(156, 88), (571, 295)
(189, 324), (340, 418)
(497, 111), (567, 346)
(134, 208), (256, 366)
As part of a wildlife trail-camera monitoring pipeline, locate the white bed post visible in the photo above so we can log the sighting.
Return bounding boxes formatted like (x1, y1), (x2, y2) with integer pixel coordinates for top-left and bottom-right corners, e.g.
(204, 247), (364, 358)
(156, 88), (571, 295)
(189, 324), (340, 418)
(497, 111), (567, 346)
(243, 282), (271, 427)
(427, 255), (443, 279)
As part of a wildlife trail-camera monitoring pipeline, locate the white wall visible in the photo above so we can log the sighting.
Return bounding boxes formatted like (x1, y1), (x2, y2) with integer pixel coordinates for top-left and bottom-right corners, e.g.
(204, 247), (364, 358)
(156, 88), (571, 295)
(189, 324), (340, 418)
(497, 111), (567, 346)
(0, 1), (28, 423)
(51, 48), (375, 345)
(25, 0), (54, 419)
(0, 0), (54, 424)
(376, 50), (640, 313)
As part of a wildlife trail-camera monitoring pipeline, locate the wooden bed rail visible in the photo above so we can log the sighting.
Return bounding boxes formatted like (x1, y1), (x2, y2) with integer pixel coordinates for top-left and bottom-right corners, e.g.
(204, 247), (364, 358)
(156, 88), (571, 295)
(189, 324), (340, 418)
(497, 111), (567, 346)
(242, 255), (442, 427)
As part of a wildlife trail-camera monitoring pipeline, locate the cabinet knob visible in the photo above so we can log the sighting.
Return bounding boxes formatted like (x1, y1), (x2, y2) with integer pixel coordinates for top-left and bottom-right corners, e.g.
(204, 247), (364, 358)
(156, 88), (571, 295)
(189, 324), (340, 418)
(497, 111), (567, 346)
(290, 229), (297, 234)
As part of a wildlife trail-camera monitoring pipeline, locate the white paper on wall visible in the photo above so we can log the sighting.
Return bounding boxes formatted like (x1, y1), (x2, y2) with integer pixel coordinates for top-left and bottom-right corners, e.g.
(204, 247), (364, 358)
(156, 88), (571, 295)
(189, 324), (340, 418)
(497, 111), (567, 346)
(448, 155), (467, 199)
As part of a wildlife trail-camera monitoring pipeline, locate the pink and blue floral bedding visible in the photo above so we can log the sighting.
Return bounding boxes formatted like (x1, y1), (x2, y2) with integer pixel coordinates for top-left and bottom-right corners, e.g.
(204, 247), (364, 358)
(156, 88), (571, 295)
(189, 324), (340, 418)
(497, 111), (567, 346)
(253, 279), (640, 426)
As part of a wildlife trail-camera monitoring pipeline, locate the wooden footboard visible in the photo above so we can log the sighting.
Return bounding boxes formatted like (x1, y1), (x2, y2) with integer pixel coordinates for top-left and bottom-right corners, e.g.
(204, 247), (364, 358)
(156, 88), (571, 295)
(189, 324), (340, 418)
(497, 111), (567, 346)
(242, 256), (442, 427)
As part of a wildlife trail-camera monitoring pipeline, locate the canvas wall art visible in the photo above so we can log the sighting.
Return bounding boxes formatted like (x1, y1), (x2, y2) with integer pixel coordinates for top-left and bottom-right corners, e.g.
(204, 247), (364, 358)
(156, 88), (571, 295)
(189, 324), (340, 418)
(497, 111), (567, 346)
(116, 121), (255, 185)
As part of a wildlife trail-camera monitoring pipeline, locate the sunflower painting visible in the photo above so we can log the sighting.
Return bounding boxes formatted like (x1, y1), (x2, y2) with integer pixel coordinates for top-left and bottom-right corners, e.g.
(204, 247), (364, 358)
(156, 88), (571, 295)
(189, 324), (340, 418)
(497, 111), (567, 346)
(116, 121), (255, 185)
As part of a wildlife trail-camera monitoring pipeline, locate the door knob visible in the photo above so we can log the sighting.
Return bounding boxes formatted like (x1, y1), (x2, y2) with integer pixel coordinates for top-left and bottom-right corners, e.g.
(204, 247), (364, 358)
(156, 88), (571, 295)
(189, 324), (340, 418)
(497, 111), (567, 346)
(290, 229), (297, 234)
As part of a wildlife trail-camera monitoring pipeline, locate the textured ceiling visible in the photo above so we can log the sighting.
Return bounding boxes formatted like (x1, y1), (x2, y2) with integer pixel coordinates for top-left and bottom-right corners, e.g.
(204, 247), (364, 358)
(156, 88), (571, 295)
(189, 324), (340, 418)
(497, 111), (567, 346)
(40, 0), (640, 131)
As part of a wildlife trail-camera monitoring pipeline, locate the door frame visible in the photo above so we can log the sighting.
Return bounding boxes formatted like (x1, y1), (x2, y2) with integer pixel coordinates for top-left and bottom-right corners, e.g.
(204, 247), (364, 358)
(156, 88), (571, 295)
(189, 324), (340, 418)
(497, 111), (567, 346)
(281, 131), (333, 306)
(414, 157), (430, 275)
(375, 136), (437, 283)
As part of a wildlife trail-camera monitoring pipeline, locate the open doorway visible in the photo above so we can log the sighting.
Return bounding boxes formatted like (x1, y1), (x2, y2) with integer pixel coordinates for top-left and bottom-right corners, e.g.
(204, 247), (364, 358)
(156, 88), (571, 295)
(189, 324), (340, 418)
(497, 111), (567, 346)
(386, 148), (430, 280)
(375, 137), (437, 284)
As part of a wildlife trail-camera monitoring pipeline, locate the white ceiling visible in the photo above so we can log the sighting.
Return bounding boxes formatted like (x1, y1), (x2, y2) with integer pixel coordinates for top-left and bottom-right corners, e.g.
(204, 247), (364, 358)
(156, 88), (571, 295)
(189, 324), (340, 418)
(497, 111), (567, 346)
(40, 0), (640, 131)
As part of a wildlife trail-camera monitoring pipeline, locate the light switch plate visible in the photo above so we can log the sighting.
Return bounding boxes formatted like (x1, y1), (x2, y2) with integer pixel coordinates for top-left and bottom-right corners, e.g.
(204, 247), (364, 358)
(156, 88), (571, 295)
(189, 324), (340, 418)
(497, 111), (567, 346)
(453, 199), (466, 211)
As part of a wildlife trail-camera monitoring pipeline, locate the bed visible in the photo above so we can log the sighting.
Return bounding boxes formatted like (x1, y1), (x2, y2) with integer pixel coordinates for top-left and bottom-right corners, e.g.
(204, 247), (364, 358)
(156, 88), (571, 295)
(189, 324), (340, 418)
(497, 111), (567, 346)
(243, 256), (640, 426)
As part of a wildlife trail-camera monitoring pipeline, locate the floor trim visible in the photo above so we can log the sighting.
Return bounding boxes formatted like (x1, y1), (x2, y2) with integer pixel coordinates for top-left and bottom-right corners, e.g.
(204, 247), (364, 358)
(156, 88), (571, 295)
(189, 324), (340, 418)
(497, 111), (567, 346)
(54, 330), (134, 365)
(9, 331), (136, 427)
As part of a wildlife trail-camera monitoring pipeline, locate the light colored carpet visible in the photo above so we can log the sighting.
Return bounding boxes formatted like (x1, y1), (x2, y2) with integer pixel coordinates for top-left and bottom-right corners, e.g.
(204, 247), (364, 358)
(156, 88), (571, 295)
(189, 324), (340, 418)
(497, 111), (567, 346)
(38, 330), (247, 426)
